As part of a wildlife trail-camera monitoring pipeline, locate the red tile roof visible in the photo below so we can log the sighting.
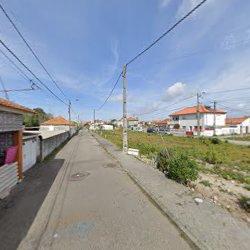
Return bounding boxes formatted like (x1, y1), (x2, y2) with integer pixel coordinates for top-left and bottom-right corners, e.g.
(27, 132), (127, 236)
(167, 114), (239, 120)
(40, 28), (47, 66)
(41, 116), (74, 126)
(0, 98), (36, 114)
(127, 117), (138, 121)
(170, 105), (226, 116)
(226, 117), (249, 125)
(156, 118), (171, 124)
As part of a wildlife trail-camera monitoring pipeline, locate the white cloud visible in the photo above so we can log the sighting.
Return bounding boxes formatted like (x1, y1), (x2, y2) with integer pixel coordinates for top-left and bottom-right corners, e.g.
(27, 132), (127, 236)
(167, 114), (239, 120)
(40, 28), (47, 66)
(109, 94), (123, 102)
(160, 0), (172, 8)
(162, 82), (186, 101)
(176, 0), (215, 18)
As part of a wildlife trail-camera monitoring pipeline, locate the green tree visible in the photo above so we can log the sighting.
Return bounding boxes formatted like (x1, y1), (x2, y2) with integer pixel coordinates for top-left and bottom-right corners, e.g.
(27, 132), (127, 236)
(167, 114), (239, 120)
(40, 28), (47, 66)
(23, 107), (54, 127)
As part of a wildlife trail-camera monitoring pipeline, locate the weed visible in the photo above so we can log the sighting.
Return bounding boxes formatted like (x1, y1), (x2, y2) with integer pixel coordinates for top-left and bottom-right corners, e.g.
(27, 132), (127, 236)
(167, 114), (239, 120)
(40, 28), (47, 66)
(239, 196), (250, 212)
(199, 180), (212, 187)
(244, 184), (250, 191)
(203, 150), (224, 164)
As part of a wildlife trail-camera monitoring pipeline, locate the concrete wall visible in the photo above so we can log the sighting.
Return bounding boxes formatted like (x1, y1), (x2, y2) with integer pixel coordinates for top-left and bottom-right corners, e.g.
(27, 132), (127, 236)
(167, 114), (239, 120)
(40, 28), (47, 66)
(0, 112), (23, 132)
(41, 131), (69, 160)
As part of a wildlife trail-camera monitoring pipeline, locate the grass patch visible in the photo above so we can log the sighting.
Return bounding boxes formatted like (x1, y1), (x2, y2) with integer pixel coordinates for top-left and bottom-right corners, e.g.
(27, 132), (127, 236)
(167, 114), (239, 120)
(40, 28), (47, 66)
(97, 130), (250, 184)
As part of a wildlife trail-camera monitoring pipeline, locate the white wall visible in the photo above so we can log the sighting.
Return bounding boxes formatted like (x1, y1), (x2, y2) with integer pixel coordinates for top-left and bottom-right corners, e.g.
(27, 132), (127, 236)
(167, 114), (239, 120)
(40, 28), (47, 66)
(40, 125), (72, 131)
(204, 114), (226, 126)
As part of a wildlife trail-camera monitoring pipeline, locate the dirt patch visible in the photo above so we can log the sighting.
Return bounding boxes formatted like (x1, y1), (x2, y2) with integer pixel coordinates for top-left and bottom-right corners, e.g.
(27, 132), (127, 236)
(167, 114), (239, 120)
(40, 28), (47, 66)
(193, 173), (250, 224)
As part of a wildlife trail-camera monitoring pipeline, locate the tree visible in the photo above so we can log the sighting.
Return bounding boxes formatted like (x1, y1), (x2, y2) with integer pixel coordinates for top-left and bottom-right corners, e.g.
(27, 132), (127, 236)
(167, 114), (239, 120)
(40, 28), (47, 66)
(23, 107), (54, 127)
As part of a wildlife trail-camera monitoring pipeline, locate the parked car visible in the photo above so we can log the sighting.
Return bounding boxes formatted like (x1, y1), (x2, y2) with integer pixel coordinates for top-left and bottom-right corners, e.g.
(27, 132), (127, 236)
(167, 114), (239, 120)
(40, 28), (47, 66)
(158, 129), (172, 135)
(147, 128), (156, 133)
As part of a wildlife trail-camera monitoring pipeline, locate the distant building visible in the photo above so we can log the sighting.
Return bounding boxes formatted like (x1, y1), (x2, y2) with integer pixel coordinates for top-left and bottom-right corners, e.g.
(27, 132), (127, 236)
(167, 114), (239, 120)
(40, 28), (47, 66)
(169, 105), (226, 132)
(40, 116), (76, 134)
(154, 118), (171, 129)
(226, 117), (250, 134)
(127, 117), (139, 128)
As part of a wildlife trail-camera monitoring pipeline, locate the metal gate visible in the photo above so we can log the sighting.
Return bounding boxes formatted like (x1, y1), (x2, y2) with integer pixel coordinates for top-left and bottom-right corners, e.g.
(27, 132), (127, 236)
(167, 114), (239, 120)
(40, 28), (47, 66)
(23, 137), (37, 172)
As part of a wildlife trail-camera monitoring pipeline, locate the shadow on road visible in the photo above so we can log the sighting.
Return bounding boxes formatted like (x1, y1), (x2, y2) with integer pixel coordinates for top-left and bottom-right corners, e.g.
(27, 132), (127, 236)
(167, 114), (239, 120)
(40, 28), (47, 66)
(0, 158), (64, 250)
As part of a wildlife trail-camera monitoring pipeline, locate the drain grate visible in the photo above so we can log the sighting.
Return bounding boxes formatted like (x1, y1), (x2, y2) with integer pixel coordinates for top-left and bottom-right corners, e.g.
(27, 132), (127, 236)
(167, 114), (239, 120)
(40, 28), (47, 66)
(70, 172), (90, 181)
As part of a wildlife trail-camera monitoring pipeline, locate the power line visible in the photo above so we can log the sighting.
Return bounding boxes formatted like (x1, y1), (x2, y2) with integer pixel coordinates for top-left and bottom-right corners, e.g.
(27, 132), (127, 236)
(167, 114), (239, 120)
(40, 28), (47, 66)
(126, 0), (208, 66)
(0, 2), (68, 100)
(0, 47), (31, 81)
(0, 39), (68, 106)
(97, 71), (122, 111)
(206, 87), (250, 95)
(134, 94), (196, 116)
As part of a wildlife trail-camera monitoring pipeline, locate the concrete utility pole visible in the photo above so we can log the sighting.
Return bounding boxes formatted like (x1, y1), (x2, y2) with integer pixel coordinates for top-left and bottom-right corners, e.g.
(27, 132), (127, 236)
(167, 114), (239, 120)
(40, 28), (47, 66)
(213, 101), (217, 136)
(68, 100), (71, 123)
(197, 93), (201, 137)
(93, 109), (96, 123)
(123, 64), (128, 153)
(68, 100), (72, 133)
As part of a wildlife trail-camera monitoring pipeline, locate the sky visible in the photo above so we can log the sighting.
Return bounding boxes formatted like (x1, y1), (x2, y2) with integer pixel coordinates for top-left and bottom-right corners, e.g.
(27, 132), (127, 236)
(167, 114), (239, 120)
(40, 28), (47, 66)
(0, 0), (250, 122)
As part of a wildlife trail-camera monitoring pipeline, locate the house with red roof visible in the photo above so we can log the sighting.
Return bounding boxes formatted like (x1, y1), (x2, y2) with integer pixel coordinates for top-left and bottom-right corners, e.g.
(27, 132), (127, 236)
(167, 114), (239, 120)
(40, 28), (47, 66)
(169, 105), (226, 132)
(40, 116), (74, 131)
(154, 118), (171, 129)
(226, 117), (250, 134)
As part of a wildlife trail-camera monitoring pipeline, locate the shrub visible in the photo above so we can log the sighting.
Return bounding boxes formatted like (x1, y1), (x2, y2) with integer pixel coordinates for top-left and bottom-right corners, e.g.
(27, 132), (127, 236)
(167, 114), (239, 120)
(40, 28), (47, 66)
(167, 153), (198, 185)
(239, 196), (250, 212)
(156, 149), (173, 172)
(209, 137), (221, 144)
(157, 149), (199, 185)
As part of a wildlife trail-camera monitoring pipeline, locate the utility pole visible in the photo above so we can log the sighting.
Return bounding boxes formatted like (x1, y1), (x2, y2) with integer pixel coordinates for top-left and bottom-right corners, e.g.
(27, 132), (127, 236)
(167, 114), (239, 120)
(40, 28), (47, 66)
(213, 100), (217, 136)
(93, 109), (95, 123)
(197, 93), (201, 137)
(68, 100), (71, 123)
(123, 64), (128, 153)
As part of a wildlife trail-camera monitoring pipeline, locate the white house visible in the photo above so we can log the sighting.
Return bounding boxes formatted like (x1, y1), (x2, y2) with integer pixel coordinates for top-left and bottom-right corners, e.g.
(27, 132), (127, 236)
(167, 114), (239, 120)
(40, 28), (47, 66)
(40, 116), (76, 135)
(226, 117), (250, 134)
(127, 117), (139, 128)
(169, 105), (226, 132)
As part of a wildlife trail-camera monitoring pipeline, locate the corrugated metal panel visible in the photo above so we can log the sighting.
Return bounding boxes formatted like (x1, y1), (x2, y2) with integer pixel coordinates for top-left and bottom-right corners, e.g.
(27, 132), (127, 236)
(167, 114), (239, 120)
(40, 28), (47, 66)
(0, 112), (23, 132)
(0, 162), (18, 199)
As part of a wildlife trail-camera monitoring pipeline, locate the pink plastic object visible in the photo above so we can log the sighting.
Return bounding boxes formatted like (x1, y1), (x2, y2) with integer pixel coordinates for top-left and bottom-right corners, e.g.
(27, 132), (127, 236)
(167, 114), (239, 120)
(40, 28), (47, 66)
(5, 146), (18, 164)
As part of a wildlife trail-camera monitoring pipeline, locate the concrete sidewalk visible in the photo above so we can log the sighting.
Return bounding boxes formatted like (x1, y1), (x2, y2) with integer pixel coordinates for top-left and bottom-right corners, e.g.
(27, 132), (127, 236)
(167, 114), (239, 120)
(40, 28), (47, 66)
(93, 133), (250, 250)
(18, 130), (191, 250)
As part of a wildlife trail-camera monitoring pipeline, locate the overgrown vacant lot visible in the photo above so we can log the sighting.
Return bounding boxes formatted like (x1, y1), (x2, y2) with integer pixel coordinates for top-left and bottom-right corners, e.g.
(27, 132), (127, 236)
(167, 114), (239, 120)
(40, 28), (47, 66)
(98, 130), (250, 185)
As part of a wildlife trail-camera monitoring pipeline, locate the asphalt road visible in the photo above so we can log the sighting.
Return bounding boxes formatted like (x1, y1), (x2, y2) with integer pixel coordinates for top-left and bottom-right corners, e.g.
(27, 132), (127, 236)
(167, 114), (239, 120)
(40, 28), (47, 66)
(19, 130), (191, 250)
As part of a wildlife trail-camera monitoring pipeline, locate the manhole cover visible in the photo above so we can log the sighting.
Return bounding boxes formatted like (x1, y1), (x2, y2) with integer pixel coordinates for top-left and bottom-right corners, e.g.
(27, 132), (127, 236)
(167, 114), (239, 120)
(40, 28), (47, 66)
(103, 163), (117, 168)
(70, 172), (90, 181)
